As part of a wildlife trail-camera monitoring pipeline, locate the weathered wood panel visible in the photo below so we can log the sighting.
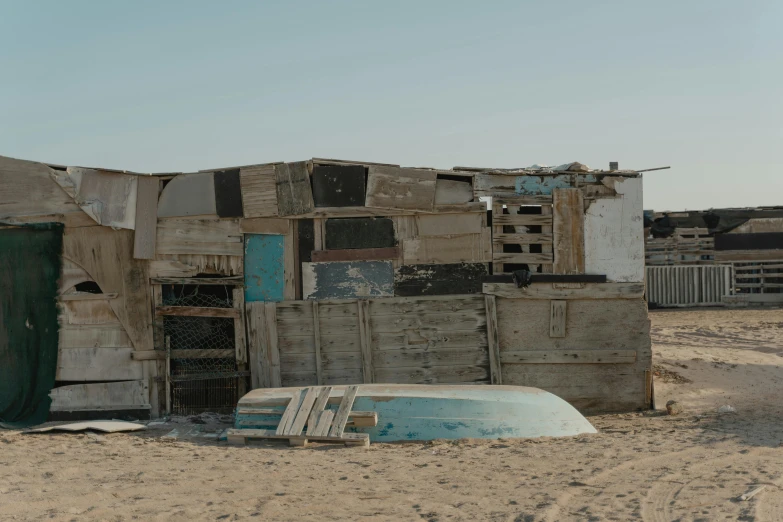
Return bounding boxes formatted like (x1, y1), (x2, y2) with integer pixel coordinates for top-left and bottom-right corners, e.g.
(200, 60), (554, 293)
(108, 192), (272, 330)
(584, 178), (644, 282)
(63, 227), (153, 351)
(156, 218), (243, 256)
(51, 167), (138, 229)
(373, 365), (489, 384)
(213, 169), (244, 218)
(133, 176), (159, 259)
(56, 347), (142, 381)
(0, 155), (84, 221)
(240, 164), (279, 218)
(151, 255), (243, 277)
(157, 172), (216, 218)
(312, 247), (400, 263)
(496, 298), (650, 412)
(365, 166), (437, 212)
(62, 299), (120, 325)
(549, 300), (567, 338)
(401, 230), (491, 264)
(324, 218), (396, 250)
(552, 188), (585, 274)
(275, 162), (314, 216)
(474, 173), (596, 198)
(59, 324), (133, 349)
(434, 179), (473, 204)
(714, 249), (783, 262)
(302, 261), (394, 299)
(244, 234), (285, 302)
(312, 164), (366, 207)
(394, 263), (487, 296)
(415, 213), (483, 236)
(49, 380), (150, 411)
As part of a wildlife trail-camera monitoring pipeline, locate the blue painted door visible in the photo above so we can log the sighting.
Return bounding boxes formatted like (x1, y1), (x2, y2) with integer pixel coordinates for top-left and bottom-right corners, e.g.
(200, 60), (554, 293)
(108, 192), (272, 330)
(244, 234), (285, 302)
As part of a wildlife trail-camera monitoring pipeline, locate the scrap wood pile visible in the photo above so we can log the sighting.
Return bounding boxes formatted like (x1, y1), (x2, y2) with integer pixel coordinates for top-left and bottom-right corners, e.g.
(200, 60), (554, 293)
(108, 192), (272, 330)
(226, 385), (377, 447)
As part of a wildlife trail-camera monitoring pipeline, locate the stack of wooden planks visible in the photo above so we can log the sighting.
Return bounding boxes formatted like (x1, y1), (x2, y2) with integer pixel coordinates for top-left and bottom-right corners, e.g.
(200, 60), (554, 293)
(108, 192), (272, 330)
(226, 385), (376, 447)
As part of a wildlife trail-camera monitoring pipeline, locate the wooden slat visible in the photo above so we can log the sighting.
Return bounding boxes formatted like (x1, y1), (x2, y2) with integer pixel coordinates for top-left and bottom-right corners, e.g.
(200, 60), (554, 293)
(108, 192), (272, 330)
(492, 214), (552, 226)
(357, 300), (373, 383)
(133, 176), (159, 259)
(131, 349), (235, 360)
(365, 166), (437, 212)
(284, 219), (296, 299)
(416, 213), (483, 236)
(59, 292), (118, 301)
(57, 347), (142, 381)
(275, 389), (304, 435)
(245, 301), (266, 389)
(493, 233), (553, 245)
(493, 196), (553, 205)
(266, 302), (282, 387)
(314, 411), (335, 437)
(541, 204), (553, 273)
(484, 295), (501, 385)
(298, 202), (486, 219)
(552, 188), (585, 274)
(233, 287), (247, 364)
(483, 282), (645, 299)
(150, 276), (243, 286)
(49, 381), (150, 411)
(312, 301), (323, 385)
(549, 300), (567, 338)
(311, 247), (401, 263)
(240, 217), (289, 235)
(275, 162), (314, 216)
(500, 350), (637, 364)
(306, 386), (333, 436)
(156, 218), (242, 256)
(328, 385), (359, 437)
(492, 253), (553, 264)
(155, 306), (239, 318)
(286, 387), (319, 436)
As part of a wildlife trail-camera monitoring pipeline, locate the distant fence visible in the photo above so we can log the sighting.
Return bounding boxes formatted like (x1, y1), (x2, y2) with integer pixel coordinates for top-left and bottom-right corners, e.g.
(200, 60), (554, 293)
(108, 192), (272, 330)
(646, 265), (733, 307)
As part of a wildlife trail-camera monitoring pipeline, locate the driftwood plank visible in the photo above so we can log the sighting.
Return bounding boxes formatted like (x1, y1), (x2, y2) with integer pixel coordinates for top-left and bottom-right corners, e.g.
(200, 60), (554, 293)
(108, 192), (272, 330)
(328, 385), (359, 437)
(314, 410), (335, 437)
(483, 282), (645, 299)
(156, 218), (242, 256)
(133, 176), (159, 259)
(365, 166), (437, 212)
(357, 300), (373, 383)
(240, 218), (289, 235)
(306, 386), (333, 436)
(552, 188), (585, 274)
(286, 387), (319, 436)
(401, 230), (491, 264)
(485, 295), (501, 385)
(276, 162), (314, 216)
(155, 306), (239, 318)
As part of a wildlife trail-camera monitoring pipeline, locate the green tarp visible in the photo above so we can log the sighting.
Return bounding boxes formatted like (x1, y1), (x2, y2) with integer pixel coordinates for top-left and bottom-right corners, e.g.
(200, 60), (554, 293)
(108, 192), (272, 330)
(0, 223), (63, 428)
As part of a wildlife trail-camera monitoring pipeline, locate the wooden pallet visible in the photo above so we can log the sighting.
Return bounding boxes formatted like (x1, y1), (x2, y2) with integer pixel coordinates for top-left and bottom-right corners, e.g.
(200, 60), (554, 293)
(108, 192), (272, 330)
(227, 385), (369, 447)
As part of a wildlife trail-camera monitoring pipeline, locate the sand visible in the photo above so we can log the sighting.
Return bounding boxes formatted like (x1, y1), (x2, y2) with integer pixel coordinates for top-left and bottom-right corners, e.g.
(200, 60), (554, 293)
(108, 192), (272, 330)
(1, 308), (781, 521)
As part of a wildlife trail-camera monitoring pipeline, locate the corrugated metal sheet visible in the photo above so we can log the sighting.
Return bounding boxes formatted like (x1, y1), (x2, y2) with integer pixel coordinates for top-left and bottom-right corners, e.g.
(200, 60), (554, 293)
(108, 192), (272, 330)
(646, 265), (733, 307)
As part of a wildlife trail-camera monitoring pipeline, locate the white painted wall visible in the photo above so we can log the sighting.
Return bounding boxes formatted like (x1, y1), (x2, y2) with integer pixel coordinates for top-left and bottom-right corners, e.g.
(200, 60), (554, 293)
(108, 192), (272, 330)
(584, 177), (645, 282)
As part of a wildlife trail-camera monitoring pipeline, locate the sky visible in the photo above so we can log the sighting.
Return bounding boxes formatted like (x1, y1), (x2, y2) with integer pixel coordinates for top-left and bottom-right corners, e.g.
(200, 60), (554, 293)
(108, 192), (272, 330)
(1, 1), (781, 211)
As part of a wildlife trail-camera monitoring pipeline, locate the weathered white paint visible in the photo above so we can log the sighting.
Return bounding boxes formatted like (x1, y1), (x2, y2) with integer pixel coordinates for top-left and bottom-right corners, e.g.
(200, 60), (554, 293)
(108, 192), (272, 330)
(51, 167), (138, 229)
(584, 177), (644, 282)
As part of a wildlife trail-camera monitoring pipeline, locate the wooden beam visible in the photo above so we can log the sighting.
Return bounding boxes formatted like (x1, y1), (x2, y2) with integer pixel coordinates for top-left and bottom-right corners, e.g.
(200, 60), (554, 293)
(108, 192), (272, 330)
(133, 176), (159, 259)
(150, 276), (243, 286)
(552, 188), (585, 274)
(500, 350), (637, 364)
(312, 301), (324, 385)
(59, 292), (118, 301)
(357, 300), (374, 384)
(329, 385), (359, 437)
(492, 253), (553, 264)
(132, 349), (236, 360)
(155, 306), (239, 318)
(492, 214), (552, 226)
(240, 218), (290, 235)
(484, 295), (502, 385)
(482, 282), (645, 299)
(233, 287), (247, 364)
(493, 233), (553, 245)
(549, 300), (567, 338)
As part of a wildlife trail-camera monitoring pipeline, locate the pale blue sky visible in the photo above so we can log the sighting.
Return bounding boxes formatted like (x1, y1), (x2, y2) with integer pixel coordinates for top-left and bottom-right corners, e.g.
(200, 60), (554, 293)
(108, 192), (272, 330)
(1, 1), (781, 211)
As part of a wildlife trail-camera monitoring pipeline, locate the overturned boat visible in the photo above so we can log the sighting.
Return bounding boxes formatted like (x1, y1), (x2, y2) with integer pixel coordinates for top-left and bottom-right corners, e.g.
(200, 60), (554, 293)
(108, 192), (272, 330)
(234, 384), (596, 442)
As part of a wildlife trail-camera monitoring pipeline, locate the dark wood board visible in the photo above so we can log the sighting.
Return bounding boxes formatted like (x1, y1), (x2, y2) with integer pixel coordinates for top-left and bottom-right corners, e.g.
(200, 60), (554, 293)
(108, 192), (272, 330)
(325, 217), (396, 250)
(312, 165), (366, 207)
(714, 232), (783, 251)
(297, 219), (315, 264)
(394, 263), (488, 297)
(214, 169), (244, 218)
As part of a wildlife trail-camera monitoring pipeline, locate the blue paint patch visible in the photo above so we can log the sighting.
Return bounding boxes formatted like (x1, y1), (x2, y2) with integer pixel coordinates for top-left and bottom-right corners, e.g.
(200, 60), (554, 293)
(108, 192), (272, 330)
(306, 261), (394, 299)
(244, 234), (285, 302)
(515, 175), (596, 195)
(441, 421), (469, 431)
(406, 431), (419, 440)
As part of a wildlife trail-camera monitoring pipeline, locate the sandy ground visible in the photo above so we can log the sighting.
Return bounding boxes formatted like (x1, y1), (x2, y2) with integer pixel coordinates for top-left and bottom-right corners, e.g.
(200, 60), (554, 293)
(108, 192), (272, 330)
(1, 308), (782, 521)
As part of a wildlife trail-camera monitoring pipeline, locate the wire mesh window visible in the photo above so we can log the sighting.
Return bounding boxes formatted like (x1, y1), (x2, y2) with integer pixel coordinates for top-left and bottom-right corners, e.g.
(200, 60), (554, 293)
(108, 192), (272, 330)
(161, 284), (247, 415)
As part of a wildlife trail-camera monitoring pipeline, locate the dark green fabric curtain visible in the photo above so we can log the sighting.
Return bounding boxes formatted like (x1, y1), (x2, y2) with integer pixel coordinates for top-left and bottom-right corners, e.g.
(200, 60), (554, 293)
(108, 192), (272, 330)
(0, 223), (63, 428)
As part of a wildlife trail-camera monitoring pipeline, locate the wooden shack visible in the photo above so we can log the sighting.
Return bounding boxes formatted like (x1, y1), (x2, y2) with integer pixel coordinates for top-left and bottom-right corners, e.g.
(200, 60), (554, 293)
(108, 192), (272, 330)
(645, 207), (783, 306)
(0, 155), (652, 423)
